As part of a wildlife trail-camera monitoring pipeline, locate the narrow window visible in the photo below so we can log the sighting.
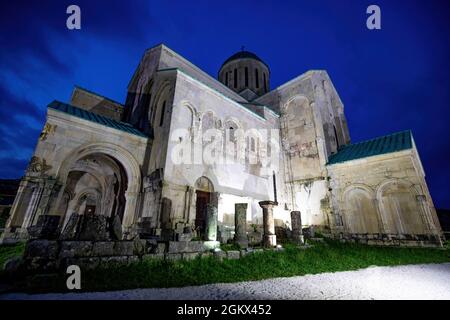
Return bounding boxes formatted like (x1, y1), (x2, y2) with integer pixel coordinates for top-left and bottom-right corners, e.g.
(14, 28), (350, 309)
(229, 127), (234, 141)
(263, 73), (267, 92)
(234, 68), (237, 88)
(251, 137), (255, 151)
(225, 72), (229, 86)
(159, 101), (166, 127)
(333, 125), (340, 150)
(245, 67), (249, 87)
(255, 69), (259, 88)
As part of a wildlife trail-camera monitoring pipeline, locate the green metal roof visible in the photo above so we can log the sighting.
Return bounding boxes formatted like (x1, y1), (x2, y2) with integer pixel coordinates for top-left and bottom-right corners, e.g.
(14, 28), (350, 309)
(327, 130), (412, 165)
(48, 100), (147, 138)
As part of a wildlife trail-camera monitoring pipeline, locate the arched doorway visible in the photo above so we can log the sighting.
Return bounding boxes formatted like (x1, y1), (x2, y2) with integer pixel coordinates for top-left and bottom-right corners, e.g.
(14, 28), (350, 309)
(56, 142), (141, 236)
(59, 153), (128, 238)
(195, 176), (214, 237)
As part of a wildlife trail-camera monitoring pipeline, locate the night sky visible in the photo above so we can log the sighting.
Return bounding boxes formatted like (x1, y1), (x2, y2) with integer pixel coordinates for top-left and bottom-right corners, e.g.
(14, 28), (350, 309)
(0, 0), (449, 208)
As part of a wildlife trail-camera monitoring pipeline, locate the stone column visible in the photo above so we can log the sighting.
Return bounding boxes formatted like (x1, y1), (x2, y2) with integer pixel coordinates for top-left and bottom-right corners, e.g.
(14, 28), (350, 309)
(259, 200), (277, 247)
(122, 191), (139, 238)
(373, 199), (387, 234)
(22, 184), (44, 229)
(290, 211), (304, 244)
(234, 203), (248, 248)
(205, 203), (218, 241)
(416, 195), (442, 246)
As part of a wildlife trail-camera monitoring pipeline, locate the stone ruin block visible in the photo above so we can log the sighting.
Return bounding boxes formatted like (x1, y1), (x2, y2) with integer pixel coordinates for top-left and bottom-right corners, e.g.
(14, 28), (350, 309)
(27, 215), (61, 240)
(205, 204), (218, 241)
(136, 217), (153, 239)
(24, 239), (59, 259)
(113, 241), (134, 256)
(143, 253), (165, 261)
(167, 241), (205, 253)
(182, 252), (200, 260)
(77, 214), (109, 241)
(213, 250), (226, 261)
(62, 257), (100, 270)
(92, 241), (115, 256)
(234, 203), (248, 248)
(226, 251), (240, 259)
(60, 213), (82, 240)
(59, 241), (93, 258)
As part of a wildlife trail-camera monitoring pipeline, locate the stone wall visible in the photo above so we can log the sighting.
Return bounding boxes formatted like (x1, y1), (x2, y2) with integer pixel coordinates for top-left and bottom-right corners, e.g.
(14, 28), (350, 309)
(16, 239), (221, 272)
(70, 86), (124, 121)
(327, 148), (443, 245)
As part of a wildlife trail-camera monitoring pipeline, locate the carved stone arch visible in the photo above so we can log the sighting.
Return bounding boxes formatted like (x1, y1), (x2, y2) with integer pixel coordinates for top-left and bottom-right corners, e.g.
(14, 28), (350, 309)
(151, 81), (172, 126)
(74, 187), (102, 214)
(179, 100), (198, 121)
(195, 176), (215, 193)
(178, 100), (198, 128)
(376, 178), (426, 235)
(224, 116), (242, 129)
(200, 110), (220, 133)
(375, 178), (418, 200)
(56, 142), (142, 232)
(282, 94), (310, 113)
(341, 183), (374, 203)
(174, 100), (198, 142)
(341, 184), (379, 234)
(69, 161), (110, 199)
(57, 143), (141, 193)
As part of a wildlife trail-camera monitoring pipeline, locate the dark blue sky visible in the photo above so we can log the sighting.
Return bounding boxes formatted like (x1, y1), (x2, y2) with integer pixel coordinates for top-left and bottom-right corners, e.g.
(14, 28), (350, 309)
(0, 0), (449, 208)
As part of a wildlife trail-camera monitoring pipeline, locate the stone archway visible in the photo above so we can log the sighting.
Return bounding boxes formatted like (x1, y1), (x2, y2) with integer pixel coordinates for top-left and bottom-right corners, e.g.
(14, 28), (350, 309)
(342, 185), (379, 234)
(57, 153), (128, 240)
(376, 179), (427, 235)
(56, 142), (141, 236)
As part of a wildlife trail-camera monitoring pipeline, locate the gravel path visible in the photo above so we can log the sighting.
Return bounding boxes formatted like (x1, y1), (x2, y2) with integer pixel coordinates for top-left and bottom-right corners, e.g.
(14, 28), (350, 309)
(2, 263), (449, 300)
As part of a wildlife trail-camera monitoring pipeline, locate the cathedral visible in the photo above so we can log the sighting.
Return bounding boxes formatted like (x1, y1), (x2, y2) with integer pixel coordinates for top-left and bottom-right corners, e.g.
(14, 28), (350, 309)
(1, 44), (444, 246)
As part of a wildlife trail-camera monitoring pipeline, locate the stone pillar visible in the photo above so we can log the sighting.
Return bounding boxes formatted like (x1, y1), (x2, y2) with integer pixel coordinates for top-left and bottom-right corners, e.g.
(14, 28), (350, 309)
(290, 211), (304, 244)
(122, 191), (139, 237)
(205, 203), (218, 241)
(22, 184), (44, 229)
(416, 195), (442, 246)
(259, 200), (277, 247)
(159, 197), (174, 241)
(234, 203), (248, 248)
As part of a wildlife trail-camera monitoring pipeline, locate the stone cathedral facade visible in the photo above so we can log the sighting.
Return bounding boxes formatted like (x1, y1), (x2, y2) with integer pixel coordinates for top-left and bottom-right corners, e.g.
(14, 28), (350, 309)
(1, 44), (443, 246)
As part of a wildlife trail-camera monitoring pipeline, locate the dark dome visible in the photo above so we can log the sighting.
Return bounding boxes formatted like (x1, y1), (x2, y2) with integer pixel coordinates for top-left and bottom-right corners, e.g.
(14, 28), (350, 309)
(220, 51), (269, 69)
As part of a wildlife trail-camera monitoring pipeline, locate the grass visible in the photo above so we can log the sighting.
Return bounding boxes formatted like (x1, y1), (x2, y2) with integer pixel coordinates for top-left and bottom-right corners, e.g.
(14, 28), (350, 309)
(0, 242), (25, 269)
(220, 243), (241, 251)
(1, 239), (448, 293)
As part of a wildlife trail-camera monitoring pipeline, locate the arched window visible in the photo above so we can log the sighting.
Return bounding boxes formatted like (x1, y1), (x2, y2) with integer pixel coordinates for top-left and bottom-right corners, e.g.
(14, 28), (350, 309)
(263, 73), (267, 92)
(139, 93), (151, 129)
(251, 137), (256, 152)
(159, 101), (166, 127)
(334, 125), (340, 150)
(234, 68), (237, 88)
(245, 67), (249, 87)
(255, 69), (259, 88)
(229, 126), (235, 141)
